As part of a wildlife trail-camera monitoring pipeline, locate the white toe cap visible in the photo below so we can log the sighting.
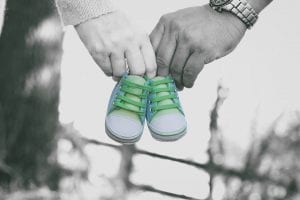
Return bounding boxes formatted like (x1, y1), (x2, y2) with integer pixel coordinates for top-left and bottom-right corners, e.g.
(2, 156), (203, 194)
(106, 114), (143, 139)
(148, 112), (187, 135)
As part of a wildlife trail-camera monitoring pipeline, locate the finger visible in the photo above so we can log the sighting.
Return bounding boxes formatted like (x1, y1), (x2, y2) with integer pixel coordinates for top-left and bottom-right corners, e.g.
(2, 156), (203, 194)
(92, 52), (112, 76)
(141, 39), (157, 78)
(110, 52), (126, 78)
(182, 52), (205, 88)
(156, 33), (176, 76)
(150, 22), (164, 52)
(112, 76), (121, 82)
(170, 42), (190, 90)
(125, 46), (146, 76)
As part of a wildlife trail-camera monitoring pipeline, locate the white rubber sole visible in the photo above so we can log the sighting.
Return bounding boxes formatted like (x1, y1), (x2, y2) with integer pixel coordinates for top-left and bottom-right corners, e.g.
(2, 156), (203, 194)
(105, 122), (142, 145)
(148, 126), (187, 142)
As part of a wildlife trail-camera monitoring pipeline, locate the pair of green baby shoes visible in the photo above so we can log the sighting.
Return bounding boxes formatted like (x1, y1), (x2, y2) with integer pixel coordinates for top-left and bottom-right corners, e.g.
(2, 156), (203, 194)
(105, 74), (187, 144)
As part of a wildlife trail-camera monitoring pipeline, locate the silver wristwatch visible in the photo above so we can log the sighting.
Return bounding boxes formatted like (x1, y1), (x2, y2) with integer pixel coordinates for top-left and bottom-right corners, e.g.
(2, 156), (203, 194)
(209, 0), (258, 29)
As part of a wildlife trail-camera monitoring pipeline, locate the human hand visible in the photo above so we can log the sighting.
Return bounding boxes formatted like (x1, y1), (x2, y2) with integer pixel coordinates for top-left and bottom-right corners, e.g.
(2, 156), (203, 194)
(75, 11), (157, 79)
(150, 5), (247, 89)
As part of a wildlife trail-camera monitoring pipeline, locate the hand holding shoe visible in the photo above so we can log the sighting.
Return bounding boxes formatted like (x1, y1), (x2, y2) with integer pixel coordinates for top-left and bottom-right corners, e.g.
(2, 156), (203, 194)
(76, 11), (157, 80)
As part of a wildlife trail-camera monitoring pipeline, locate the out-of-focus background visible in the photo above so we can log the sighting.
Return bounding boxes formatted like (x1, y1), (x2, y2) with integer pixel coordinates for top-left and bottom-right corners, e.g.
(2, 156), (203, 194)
(0, 0), (300, 199)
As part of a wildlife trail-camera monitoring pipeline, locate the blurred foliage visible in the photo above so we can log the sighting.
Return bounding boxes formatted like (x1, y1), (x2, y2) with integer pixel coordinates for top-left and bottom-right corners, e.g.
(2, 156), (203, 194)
(0, 0), (66, 190)
(218, 113), (300, 200)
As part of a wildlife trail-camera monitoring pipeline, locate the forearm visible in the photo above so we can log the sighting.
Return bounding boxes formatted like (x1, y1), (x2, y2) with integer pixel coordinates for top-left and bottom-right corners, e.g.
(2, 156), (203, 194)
(55, 0), (116, 26)
(248, 0), (273, 13)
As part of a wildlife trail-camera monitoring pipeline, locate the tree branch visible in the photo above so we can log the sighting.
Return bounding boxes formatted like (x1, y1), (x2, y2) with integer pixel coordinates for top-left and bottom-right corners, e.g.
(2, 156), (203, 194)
(84, 138), (287, 187)
(131, 183), (204, 200)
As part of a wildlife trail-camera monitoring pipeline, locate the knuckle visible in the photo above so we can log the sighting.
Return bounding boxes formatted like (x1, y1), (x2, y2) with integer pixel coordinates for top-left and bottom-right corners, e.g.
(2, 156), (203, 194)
(184, 67), (196, 77)
(189, 41), (206, 54)
(148, 69), (157, 76)
(149, 64), (157, 72)
(130, 67), (146, 76)
(124, 32), (135, 42)
(109, 35), (120, 46)
(95, 52), (108, 61)
(156, 56), (169, 68)
(110, 31), (135, 46)
(204, 53), (216, 64)
(170, 20), (182, 31)
(147, 67), (157, 77)
(141, 34), (152, 47)
(159, 14), (171, 24)
(138, 33), (151, 46)
(182, 30), (194, 42)
(146, 63), (157, 73)
(191, 46), (202, 54)
(159, 15), (167, 24)
(171, 67), (182, 76)
(140, 33), (150, 41)
(89, 44), (105, 56)
(94, 55), (110, 67)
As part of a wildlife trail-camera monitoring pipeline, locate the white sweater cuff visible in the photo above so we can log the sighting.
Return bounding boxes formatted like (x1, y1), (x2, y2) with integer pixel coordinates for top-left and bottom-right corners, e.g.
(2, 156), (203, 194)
(56, 0), (116, 26)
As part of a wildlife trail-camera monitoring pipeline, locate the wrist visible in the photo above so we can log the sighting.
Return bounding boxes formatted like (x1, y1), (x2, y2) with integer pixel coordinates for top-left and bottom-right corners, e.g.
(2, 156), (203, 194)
(209, 0), (259, 29)
(247, 0), (273, 13)
(205, 4), (247, 33)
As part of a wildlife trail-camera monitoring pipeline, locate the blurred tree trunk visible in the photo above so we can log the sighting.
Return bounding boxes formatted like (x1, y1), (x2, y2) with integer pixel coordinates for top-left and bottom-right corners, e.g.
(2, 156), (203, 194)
(0, 0), (64, 190)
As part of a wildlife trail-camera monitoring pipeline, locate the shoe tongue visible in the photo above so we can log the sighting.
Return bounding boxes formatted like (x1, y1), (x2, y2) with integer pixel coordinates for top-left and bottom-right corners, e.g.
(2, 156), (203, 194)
(151, 76), (173, 106)
(122, 75), (146, 113)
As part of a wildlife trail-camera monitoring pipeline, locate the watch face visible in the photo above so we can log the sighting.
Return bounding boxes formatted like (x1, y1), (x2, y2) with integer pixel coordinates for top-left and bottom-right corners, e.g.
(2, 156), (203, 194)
(210, 0), (232, 6)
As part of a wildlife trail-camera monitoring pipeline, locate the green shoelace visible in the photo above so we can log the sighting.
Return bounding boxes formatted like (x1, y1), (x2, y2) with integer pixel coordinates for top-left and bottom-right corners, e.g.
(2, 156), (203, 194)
(113, 78), (150, 116)
(149, 76), (180, 113)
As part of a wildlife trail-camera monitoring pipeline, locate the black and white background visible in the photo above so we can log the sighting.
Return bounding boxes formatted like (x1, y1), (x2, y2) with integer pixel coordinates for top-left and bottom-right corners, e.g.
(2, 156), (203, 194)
(0, 0), (300, 199)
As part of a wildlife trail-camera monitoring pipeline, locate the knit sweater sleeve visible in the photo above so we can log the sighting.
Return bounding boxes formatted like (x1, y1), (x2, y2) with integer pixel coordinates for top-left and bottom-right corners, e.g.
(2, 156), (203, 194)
(55, 0), (116, 26)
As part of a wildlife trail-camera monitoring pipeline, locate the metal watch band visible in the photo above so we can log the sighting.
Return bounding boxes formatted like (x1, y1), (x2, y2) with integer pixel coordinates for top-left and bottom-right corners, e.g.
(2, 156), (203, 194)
(223, 0), (258, 28)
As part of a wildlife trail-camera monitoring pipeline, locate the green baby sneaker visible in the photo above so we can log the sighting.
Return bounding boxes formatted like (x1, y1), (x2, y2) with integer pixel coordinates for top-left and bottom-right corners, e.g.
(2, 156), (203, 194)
(105, 75), (150, 144)
(147, 76), (187, 141)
